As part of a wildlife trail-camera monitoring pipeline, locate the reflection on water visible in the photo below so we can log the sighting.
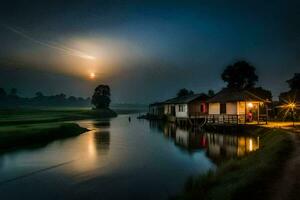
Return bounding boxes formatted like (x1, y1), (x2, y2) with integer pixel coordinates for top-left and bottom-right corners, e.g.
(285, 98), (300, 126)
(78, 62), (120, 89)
(0, 115), (215, 200)
(150, 121), (259, 163)
(0, 116), (259, 200)
(94, 131), (110, 152)
(93, 120), (111, 153)
(83, 120), (111, 161)
(206, 133), (259, 163)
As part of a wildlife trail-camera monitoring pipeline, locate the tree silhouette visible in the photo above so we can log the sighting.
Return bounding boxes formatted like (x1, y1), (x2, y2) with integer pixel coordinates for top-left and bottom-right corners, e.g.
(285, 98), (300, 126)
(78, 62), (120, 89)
(207, 89), (215, 97)
(0, 87), (91, 107)
(249, 87), (272, 100)
(35, 91), (44, 98)
(177, 88), (194, 97)
(92, 85), (111, 109)
(221, 61), (258, 89)
(68, 96), (77, 102)
(279, 73), (300, 103)
(287, 73), (300, 90)
(10, 88), (17, 96)
(0, 88), (6, 98)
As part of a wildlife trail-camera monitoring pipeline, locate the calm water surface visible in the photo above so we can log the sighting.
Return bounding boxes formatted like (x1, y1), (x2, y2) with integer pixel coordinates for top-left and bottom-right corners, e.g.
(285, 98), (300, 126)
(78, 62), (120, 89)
(0, 115), (259, 200)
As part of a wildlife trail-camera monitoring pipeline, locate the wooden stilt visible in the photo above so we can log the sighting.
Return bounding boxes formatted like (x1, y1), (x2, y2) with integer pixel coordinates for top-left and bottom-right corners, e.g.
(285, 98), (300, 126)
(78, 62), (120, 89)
(257, 103), (260, 125)
(266, 104), (268, 125)
(245, 101), (247, 124)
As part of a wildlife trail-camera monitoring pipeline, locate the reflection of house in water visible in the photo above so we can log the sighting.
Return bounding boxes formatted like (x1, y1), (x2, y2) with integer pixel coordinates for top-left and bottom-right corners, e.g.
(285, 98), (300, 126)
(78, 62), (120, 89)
(176, 129), (189, 147)
(153, 122), (205, 150)
(149, 120), (177, 139)
(175, 128), (206, 151)
(148, 120), (259, 162)
(162, 123), (176, 138)
(205, 133), (259, 162)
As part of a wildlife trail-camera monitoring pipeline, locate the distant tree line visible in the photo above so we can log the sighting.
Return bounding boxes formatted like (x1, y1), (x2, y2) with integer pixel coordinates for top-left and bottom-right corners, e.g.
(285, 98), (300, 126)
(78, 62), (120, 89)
(0, 88), (91, 107)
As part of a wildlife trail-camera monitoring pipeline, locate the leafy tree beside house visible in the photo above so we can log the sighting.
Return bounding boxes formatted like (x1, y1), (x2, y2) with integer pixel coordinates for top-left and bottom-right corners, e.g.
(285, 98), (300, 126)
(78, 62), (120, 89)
(207, 89), (215, 97)
(177, 88), (194, 97)
(287, 73), (300, 90)
(222, 60), (272, 100)
(221, 60), (258, 89)
(248, 87), (272, 101)
(279, 73), (300, 103)
(278, 73), (300, 120)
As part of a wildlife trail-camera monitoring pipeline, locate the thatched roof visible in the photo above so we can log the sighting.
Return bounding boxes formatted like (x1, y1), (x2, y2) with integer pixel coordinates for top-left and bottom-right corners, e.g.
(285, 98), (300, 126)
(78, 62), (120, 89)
(164, 93), (208, 104)
(207, 88), (267, 103)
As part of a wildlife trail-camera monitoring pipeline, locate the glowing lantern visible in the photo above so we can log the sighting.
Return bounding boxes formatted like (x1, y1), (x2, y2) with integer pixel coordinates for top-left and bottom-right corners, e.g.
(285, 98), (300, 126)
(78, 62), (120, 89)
(247, 102), (253, 108)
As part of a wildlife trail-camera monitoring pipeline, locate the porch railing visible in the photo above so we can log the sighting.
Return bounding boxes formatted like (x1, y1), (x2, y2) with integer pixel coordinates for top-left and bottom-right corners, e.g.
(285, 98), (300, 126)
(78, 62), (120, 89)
(189, 112), (207, 118)
(206, 114), (239, 124)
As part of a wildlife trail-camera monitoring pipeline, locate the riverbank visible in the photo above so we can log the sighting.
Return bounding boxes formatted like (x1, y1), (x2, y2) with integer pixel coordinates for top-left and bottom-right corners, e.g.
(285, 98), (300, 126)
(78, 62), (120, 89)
(0, 108), (119, 152)
(268, 127), (300, 200)
(0, 123), (88, 152)
(0, 106), (146, 152)
(0, 108), (119, 126)
(175, 127), (293, 200)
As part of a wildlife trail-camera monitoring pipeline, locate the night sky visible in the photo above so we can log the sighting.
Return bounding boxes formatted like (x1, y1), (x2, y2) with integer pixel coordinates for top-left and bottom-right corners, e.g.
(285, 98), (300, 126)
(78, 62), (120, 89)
(0, 0), (299, 103)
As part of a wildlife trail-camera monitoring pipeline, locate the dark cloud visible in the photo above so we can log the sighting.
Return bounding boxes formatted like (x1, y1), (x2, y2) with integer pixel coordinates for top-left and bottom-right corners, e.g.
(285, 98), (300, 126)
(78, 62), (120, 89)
(0, 0), (299, 103)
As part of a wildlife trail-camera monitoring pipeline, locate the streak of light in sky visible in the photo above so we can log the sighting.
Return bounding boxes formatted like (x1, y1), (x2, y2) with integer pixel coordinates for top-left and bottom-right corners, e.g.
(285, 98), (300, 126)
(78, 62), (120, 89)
(2, 24), (96, 60)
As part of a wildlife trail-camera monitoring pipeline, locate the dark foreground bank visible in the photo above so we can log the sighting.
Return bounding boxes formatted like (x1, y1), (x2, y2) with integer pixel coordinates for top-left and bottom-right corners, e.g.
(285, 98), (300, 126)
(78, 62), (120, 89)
(0, 108), (121, 152)
(174, 128), (293, 200)
(0, 123), (88, 152)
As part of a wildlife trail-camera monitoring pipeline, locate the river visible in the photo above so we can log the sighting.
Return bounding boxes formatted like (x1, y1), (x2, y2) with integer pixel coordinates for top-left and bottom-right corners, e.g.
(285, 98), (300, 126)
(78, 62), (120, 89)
(0, 114), (259, 199)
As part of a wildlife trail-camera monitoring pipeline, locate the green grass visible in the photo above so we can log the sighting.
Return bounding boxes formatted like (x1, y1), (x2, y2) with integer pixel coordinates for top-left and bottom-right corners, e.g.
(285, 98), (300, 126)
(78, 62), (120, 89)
(175, 128), (293, 200)
(0, 108), (123, 152)
(0, 106), (145, 126)
(0, 108), (118, 126)
(0, 122), (88, 151)
(0, 106), (144, 153)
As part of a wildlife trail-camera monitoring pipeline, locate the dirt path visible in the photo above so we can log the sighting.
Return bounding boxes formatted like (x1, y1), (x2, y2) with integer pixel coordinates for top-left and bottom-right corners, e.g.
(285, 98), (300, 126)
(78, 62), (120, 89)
(269, 129), (300, 200)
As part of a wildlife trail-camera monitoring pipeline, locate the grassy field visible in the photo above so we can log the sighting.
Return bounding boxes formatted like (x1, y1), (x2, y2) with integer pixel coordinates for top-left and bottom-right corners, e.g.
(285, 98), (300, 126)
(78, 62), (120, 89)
(0, 122), (88, 151)
(0, 107), (130, 152)
(0, 106), (146, 126)
(0, 106), (146, 152)
(0, 108), (119, 125)
(175, 128), (293, 200)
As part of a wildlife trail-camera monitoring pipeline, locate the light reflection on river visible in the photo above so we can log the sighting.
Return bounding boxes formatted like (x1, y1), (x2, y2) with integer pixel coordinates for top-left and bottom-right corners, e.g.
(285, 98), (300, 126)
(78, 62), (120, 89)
(0, 115), (259, 199)
(151, 122), (260, 164)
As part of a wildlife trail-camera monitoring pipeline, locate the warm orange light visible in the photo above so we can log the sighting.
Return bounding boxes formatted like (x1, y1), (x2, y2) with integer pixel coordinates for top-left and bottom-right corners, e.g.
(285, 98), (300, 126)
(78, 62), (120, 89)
(247, 102), (253, 108)
(90, 72), (95, 79)
(288, 103), (296, 109)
